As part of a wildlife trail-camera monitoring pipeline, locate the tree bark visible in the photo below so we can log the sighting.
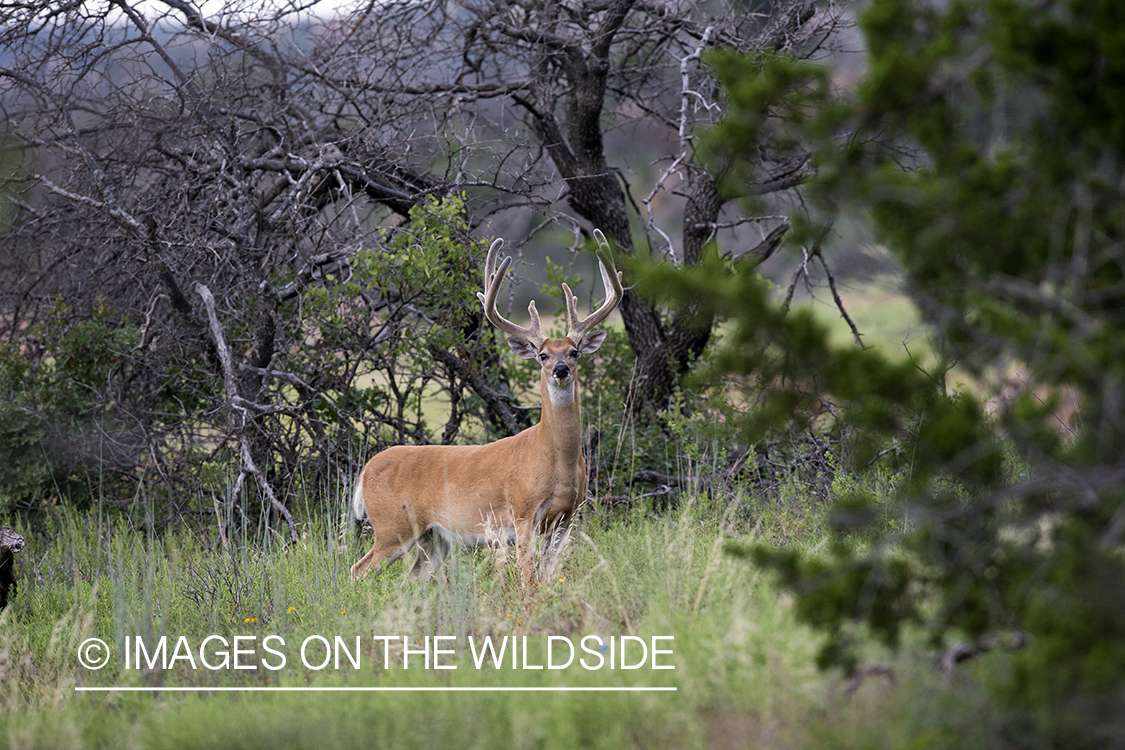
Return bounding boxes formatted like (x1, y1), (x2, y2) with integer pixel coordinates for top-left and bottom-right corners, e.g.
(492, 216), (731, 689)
(510, 0), (818, 414)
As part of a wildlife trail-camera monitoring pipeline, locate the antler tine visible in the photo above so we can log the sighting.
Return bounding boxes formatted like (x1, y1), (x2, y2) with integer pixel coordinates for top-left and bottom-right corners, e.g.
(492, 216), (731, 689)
(477, 237), (547, 347)
(481, 237), (504, 287)
(565, 229), (625, 343)
(561, 281), (581, 340)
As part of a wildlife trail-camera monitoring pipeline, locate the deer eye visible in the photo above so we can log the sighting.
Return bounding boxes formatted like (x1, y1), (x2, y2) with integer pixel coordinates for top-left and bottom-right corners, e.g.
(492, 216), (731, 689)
(569, 349), (579, 358)
(538, 352), (548, 361)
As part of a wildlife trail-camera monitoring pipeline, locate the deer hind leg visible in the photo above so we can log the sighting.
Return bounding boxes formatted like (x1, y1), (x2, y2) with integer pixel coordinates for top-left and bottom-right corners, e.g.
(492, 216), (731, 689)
(408, 528), (451, 581)
(350, 536), (414, 580)
(352, 501), (432, 581)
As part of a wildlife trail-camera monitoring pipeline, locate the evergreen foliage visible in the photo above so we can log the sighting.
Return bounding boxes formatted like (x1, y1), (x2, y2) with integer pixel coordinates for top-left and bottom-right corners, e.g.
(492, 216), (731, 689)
(658, 0), (1125, 744)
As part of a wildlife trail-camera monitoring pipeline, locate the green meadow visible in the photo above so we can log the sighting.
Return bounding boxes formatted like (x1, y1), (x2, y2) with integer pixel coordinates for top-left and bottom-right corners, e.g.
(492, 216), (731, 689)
(0, 473), (998, 750)
(0, 279), (1003, 748)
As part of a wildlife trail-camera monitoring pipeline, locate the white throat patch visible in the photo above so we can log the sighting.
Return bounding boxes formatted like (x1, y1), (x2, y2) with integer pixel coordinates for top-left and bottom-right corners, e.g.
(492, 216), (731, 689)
(547, 379), (575, 407)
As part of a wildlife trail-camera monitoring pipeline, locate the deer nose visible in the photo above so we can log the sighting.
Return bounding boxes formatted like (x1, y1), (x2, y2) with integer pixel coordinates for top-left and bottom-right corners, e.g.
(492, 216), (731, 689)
(553, 362), (570, 379)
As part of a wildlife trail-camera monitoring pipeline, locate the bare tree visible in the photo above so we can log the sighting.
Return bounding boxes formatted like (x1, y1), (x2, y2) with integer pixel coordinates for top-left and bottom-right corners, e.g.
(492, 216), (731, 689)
(440, 0), (839, 409)
(330, 0), (844, 410)
(0, 0), (846, 525)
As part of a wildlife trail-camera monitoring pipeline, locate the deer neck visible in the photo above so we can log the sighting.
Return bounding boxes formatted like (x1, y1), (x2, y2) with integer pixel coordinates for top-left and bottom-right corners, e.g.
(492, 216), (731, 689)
(539, 372), (583, 461)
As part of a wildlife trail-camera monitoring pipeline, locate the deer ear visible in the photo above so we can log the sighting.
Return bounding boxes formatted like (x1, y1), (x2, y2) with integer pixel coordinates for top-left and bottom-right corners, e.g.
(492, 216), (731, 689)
(507, 337), (540, 360)
(578, 329), (607, 354)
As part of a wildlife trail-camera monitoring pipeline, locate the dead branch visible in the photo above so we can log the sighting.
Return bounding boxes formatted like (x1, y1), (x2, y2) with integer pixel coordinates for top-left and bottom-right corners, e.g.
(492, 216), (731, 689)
(195, 282), (299, 544)
(632, 469), (701, 492)
(937, 632), (1026, 681)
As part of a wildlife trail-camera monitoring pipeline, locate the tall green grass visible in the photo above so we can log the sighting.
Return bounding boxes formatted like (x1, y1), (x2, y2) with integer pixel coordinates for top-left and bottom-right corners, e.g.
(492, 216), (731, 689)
(0, 485), (998, 749)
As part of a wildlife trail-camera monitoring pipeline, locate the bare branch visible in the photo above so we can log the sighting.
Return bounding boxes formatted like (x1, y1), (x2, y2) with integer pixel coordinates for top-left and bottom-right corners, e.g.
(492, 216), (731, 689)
(814, 245), (865, 348)
(195, 282), (299, 544)
(33, 174), (145, 236)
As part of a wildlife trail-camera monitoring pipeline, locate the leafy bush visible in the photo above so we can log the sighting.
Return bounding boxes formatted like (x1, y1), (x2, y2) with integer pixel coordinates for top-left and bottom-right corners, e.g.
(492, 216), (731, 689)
(0, 303), (139, 510)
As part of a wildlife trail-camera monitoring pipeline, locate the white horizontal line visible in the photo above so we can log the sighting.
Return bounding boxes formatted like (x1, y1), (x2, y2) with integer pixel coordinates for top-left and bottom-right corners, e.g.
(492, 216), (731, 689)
(75, 686), (677, 693)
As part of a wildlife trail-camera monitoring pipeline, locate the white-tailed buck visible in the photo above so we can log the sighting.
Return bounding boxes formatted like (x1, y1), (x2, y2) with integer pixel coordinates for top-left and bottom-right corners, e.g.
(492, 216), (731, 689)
(351, 230), (623, 588)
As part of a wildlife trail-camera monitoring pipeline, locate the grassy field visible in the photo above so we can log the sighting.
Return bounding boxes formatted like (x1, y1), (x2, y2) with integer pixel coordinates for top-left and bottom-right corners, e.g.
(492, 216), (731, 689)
(0, 482), (1001, 750)
(0, 273), (1012, 748)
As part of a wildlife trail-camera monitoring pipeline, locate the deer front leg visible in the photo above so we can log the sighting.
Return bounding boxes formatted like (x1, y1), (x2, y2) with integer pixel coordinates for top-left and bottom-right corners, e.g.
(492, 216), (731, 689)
(514, 518), (538, 591)
(540, 511), (573, 582)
